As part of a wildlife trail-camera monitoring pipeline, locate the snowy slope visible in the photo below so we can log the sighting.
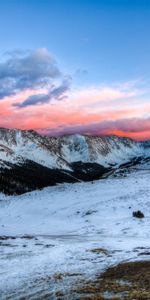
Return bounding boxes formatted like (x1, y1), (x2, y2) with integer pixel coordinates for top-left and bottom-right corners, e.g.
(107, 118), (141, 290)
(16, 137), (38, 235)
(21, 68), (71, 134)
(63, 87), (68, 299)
(0, 166), (150, 299)
(0, 128), (150, 195)
(0, 128), (149, 170)
(0, 128), (70, 170)
(60, 134), (146, 166)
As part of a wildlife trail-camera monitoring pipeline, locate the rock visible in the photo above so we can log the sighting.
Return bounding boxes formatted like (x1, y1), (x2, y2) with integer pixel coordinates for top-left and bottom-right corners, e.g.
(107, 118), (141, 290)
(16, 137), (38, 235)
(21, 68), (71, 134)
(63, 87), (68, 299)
(133, 210), (144, 219)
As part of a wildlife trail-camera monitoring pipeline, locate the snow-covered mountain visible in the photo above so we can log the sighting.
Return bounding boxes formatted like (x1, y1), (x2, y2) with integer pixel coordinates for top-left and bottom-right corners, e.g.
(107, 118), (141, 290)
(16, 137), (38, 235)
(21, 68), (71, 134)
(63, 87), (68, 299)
(0, 128), (149, 194)
(0, 127), (148, 168)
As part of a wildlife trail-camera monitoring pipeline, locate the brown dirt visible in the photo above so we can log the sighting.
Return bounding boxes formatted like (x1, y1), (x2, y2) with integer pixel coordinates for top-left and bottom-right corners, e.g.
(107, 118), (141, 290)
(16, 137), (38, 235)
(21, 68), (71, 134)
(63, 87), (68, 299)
(72, 261), (150, 300)
(90, 248), (109, 255)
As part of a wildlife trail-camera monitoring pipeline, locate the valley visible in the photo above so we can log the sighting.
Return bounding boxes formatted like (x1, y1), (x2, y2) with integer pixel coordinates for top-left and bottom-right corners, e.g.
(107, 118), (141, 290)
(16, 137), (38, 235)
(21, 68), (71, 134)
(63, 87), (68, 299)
(0, 166), (150, 299)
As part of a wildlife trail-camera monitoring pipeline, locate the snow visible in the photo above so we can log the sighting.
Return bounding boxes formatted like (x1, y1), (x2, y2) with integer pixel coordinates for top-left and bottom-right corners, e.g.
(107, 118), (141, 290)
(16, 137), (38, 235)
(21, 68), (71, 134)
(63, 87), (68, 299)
(62, 134), (90, 163)
(9, 134), (60, 170)
(0, 166), (150, 299)
(61, 134), (145, 167)
(0, 129), (150, 171)
(0, 129), (69, 170)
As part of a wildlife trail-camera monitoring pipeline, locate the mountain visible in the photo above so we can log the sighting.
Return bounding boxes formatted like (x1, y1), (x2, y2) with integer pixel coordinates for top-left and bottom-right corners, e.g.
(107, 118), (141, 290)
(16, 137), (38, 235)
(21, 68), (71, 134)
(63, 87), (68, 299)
(0, 128), (149, 194)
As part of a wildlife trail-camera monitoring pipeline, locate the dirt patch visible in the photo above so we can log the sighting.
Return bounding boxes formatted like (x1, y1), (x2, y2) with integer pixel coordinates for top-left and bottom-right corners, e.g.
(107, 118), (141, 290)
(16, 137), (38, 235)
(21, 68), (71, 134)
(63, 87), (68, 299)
(53, 272), (82, 281)
(83, 210), (98, 217)
(73, 261), (150, 299)
(0, 242), (17, 247)
(90, 248), (109, 255)
(20, 234), (35, 239)
(0, 236), (16, 240)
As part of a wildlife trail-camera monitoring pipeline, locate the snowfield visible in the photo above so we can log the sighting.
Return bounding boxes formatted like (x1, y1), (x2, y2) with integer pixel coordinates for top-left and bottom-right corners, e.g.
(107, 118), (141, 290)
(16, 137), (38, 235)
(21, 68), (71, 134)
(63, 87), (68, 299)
(0, 166), (150, 299)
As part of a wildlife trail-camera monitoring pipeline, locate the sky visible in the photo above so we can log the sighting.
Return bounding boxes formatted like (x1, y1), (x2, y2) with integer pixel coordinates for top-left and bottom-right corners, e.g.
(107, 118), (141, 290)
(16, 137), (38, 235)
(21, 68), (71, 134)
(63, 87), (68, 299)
(0, 0), (150, 140)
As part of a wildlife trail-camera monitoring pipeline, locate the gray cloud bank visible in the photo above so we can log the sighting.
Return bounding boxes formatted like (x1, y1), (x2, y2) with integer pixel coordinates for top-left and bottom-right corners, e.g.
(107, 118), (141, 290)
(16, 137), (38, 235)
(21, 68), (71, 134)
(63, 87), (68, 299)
(0, 48), (70, 106)
(14, 78), (70, 108)
(38, 117), (150, 137)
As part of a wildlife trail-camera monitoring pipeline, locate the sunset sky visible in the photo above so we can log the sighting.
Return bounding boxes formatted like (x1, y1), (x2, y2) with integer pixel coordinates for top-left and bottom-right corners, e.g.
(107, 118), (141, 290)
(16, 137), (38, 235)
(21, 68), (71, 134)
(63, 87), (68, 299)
(0, 0), (150, 140)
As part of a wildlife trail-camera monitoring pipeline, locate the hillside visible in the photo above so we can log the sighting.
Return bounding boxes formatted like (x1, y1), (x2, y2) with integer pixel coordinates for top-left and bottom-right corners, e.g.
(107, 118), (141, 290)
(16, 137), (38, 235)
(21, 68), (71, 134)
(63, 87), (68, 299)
(0, 166), (150, 299)
(0, 128), (149, 194)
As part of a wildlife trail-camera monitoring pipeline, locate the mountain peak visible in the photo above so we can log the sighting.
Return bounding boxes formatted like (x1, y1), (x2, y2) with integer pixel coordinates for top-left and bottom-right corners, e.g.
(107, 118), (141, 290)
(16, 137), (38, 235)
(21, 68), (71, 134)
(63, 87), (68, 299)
(0, 127), (149, 194)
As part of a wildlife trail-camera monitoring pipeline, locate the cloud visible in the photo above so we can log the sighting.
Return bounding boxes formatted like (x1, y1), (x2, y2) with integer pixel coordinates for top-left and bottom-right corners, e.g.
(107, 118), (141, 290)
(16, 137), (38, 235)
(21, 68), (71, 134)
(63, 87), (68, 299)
(0, 47), (149, 141)
(69, 85), (138, 109)
(38, 117), (150, 139)
(0, 48), (61, 99)
(111, 118), (150, 133)
(15, 93), (50, 108)
(14, 78), (71, 107)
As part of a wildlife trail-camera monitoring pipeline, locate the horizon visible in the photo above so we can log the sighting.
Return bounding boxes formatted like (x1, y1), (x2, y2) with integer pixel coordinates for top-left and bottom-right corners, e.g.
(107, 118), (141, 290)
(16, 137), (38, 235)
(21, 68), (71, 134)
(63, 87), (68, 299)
(0, 0), (150, 140)
(0, 126), (149, 142)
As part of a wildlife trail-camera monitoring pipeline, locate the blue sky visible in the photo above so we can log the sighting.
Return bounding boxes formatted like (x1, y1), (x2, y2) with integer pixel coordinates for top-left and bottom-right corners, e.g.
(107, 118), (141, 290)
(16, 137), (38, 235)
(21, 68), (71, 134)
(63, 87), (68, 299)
(1, 0), (150, 85)
(0, 0), (150, 139)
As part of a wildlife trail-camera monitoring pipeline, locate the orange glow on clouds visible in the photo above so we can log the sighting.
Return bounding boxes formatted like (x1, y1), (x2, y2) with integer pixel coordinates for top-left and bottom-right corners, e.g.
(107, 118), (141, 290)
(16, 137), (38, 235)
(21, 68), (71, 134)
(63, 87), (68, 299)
(0, 83), (150, 140)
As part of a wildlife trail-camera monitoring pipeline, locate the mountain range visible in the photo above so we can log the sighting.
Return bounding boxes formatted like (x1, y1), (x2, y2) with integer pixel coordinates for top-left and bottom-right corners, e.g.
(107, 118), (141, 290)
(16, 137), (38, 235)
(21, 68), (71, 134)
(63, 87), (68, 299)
(0, 128), (149, 195)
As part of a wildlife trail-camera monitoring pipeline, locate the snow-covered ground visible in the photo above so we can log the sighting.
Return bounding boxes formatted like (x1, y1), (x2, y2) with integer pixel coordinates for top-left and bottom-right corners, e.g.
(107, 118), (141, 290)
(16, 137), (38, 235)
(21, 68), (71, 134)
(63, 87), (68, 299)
(0, 167), (150, 299)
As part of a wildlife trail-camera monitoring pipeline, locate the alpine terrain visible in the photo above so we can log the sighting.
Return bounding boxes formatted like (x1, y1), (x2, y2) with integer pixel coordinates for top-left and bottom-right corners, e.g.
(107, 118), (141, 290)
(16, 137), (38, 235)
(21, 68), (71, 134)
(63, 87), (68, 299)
(0, 129), (150, 299)
(0, 128), (149, 194)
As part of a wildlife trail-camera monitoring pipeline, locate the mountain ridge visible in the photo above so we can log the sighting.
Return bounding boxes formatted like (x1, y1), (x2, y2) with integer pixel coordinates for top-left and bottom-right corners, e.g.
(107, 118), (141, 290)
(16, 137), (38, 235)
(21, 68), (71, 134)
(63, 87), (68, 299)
(0, 128), (149, 195)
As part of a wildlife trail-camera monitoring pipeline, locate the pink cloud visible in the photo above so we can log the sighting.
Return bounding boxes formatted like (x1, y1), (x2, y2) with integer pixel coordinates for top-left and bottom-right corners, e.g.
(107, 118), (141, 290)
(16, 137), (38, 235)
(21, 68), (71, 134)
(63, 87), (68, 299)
(0, 82), (149, 140)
